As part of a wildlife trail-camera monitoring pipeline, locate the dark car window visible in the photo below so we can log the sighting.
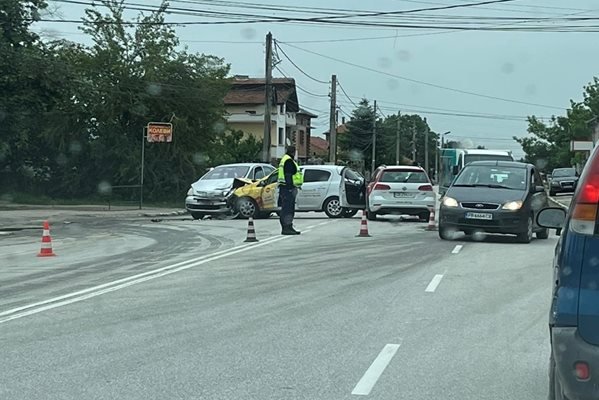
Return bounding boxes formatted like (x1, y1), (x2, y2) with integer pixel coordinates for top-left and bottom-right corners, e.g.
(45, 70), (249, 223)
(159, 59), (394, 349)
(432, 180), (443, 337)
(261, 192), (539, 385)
(253, 167), (265, 180)
(455, 165), (527, 190)
(552, 168), (577, 177)
(344, 168), (363, 181)
(304, 169), (331, 183)
(264, 171), (278, 185)
(380, 169), (429, 183)
(203, 166), (249, 180)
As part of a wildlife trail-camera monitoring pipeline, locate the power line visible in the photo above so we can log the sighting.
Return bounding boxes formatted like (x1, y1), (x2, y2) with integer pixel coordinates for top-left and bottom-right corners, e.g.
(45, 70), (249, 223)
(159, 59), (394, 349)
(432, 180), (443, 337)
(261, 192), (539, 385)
(337, 81), (358, 108)
(278, 42), (565, 110)
(273, 41), (329, 84)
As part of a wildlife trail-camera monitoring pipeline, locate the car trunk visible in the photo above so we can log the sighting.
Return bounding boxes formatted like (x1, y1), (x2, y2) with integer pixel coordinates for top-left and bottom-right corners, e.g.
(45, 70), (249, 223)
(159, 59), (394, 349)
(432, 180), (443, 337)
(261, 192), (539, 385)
(577, 234), (599, 344)
(372, 170), (432, 202)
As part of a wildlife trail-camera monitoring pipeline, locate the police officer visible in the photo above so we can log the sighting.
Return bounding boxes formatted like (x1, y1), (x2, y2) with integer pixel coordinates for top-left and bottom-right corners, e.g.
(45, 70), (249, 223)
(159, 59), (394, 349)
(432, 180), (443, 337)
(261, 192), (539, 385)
(278, 146), (303, 235)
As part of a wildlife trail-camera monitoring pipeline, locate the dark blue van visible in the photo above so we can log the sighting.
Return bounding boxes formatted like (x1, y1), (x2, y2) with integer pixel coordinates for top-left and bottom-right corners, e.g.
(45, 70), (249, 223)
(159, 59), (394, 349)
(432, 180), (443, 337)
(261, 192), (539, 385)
(537, 144), (599, 400)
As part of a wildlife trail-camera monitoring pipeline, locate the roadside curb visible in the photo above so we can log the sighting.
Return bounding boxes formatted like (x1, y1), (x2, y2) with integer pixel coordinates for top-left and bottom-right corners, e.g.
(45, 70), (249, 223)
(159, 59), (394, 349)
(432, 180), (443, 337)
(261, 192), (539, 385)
(140, 210), (187, 218)
(549, 197), (569, 210)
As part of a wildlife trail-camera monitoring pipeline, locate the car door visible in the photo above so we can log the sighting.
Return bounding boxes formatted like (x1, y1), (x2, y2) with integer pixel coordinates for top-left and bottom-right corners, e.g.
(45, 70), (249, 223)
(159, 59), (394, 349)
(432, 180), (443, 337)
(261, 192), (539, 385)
(530, 167), (548, 217)
(297, 168), (332, 210)
(339, 167), (366, 209)
(259, 171), (279, 211)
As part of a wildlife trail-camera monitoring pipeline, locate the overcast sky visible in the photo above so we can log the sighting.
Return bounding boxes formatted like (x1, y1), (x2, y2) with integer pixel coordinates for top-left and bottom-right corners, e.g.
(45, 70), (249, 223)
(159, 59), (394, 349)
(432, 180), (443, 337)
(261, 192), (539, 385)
(35, 0), (599, 159)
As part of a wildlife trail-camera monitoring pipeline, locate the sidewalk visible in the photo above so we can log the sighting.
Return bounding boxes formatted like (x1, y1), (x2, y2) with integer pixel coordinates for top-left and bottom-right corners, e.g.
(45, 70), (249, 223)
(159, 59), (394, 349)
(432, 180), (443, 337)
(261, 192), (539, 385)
(0, 204), (187, 231)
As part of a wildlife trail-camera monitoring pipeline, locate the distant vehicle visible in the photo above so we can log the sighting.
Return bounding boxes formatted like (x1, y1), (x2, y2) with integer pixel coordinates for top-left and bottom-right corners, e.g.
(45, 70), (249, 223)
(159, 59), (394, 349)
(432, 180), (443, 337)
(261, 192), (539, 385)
(231, 165), (362, 219)
(536, 144), (599, 400)
(340, 165), (435, 221)
(549, 167), (579, 196)
(439, 149), (514, 195)
(438, 160), (549, 243)
(185, 163), (276, 220)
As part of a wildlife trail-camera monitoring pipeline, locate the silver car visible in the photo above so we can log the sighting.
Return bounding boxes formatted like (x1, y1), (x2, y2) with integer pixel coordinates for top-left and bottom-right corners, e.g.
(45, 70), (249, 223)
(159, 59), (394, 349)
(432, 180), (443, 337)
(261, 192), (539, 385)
(186, 163), (276, 219)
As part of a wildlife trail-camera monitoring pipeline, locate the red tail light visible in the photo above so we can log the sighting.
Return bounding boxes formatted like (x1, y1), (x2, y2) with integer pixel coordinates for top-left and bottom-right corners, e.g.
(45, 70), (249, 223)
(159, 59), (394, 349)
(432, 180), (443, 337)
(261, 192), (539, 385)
(571, 151), (599, 235)
(575, 362), (590, 380)
(418, 185), (433, 191)
(373, 183), (391, 191)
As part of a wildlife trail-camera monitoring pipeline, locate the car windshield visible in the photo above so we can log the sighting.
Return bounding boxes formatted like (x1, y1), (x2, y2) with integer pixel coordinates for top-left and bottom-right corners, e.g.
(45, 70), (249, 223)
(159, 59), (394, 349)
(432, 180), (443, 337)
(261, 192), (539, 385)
(464, 154), (512, 164)
(454, 165), (526, 190)
(380, 170), (428, 183)
(202, 166), (249, 180)
(553, 168), (576, 177)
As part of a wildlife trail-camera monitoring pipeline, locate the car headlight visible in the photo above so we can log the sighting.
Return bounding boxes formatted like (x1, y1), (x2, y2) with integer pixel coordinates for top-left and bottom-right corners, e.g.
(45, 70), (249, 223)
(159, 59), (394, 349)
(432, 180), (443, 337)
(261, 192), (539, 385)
(187, 188), (193, 196)
(502, 200), (523, 211)
(442, 196), (459, 207)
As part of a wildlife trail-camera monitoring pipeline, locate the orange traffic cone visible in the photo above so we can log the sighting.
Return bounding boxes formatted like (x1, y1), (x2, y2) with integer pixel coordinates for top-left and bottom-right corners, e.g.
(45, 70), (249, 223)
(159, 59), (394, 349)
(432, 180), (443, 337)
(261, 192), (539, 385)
(244, 217), (259, 242)
(426, 207), (437, 231)
(37, 220), (56, 257)
(356, 210), (372, 237)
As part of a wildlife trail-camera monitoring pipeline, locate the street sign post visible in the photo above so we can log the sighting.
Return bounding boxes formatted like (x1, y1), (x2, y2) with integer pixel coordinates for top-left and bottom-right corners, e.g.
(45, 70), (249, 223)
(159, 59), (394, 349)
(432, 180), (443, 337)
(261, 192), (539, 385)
(147, 122), (173, 143)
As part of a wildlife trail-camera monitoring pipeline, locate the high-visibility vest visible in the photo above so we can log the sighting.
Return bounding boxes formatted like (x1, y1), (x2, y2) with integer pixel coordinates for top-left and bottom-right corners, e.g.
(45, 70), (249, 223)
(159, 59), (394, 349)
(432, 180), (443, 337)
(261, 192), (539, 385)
(278, 154), (303, 187)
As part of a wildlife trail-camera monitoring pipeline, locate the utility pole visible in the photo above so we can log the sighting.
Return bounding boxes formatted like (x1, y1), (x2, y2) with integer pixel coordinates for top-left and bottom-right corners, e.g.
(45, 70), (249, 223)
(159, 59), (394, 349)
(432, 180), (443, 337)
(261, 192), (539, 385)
(424, 117), (429, 175)
(411, 122), (416, 163)
(329, 74), (337, 164)
(396, 111), (401, 165)
(371, 100), (377, 174)
(262, 32), (273, 163)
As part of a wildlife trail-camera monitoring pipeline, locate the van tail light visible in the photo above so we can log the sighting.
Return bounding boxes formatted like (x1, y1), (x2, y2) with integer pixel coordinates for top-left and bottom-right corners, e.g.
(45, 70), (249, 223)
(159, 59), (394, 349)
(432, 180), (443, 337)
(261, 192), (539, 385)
(373, 183), (391, 191)
(575, 362), (590, 381)
(418, 185), (433, 192)
(571, 156), (599, 235)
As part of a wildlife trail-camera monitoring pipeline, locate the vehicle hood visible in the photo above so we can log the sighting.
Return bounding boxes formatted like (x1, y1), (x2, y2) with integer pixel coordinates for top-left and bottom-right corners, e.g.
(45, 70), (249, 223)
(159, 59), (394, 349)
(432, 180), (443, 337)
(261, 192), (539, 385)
(551, 176), (578, 182)
(446, 186), (526, 203)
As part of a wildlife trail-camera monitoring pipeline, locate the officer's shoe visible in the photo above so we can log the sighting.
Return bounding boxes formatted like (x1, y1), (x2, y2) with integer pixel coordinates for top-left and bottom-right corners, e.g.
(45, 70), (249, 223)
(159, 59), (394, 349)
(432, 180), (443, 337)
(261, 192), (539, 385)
(281, 226), (301, 235)
(290, 227), (301, 235)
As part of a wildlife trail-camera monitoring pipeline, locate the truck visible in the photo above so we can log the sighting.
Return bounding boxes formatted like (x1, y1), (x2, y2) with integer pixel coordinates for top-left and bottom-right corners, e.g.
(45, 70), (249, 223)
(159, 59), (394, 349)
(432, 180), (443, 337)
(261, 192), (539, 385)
(439, 148), (514, 195)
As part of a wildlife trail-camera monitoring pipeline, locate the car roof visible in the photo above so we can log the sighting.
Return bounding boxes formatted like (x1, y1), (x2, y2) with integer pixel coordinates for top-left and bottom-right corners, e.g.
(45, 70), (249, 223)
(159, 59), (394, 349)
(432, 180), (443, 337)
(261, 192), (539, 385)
(379, 165), (425, 172)
(463, 149), (512, 156)
(465, 160), (530, 168)
(214, 163), (273, 168)
(301, 164), (345, 174)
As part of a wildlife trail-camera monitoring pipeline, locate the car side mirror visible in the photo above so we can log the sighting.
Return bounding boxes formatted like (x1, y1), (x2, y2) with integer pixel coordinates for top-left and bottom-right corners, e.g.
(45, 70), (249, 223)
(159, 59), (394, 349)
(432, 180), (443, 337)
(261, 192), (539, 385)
(452, 166), (459, 175)
(537, 208), (567, 234)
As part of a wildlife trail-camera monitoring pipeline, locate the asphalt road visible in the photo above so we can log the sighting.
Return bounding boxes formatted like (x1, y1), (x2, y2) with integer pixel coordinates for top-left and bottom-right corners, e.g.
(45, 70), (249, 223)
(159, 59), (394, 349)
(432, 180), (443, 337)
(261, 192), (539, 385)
(0, 211), (556, 400)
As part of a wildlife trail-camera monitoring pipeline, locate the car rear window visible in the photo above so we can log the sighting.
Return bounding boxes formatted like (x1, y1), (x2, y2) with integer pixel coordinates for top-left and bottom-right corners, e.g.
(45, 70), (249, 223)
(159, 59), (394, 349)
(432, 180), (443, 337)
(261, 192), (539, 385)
(203, 166), (249, 180)
(552, 168), (576, 177)
(380, 170), (429, 183)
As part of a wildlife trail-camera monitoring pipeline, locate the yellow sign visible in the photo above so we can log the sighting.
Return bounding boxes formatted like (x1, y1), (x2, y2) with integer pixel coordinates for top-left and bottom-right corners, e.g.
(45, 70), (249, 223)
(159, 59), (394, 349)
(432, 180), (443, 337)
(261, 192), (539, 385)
(147, 122), (173, 143)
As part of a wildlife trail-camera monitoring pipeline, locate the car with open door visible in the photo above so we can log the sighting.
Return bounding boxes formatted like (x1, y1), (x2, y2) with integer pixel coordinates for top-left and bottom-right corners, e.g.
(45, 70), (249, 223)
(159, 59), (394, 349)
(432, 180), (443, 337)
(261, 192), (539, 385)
(536, 143), (599, 400)
(339, 167), (367, 212)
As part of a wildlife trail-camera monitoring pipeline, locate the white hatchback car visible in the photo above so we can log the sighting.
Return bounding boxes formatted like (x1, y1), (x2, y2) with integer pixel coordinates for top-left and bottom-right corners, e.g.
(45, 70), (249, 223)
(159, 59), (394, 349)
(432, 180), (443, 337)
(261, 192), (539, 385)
(340, 165), (435, 221)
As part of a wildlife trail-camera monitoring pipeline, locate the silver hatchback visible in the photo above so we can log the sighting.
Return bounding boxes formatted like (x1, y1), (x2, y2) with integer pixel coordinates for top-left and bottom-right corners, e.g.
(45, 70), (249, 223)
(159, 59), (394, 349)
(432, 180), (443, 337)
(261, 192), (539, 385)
(186, 163), (276, 219)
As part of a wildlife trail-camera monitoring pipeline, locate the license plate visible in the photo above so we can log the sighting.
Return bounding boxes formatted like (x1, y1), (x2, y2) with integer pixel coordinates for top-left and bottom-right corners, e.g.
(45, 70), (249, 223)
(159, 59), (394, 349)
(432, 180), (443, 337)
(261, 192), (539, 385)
(394, 192), (413, 198)
(196, 200), (212, 205)
(465, 212), (493, 220)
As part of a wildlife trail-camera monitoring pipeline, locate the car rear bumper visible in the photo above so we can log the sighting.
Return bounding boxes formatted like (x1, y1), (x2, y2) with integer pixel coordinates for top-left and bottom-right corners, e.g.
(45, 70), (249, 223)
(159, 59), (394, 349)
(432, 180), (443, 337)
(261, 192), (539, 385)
(369, 196), (434, 215)
(553, 327), (599, 400)
(185, 195), (231, 214)
(439, 206), (528, 233)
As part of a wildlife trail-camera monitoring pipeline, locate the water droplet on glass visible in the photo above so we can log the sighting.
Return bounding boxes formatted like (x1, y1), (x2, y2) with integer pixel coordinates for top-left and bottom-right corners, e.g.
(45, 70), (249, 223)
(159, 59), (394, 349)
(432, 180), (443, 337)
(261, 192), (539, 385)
(0, 193), (14, 203)
(213, 122), (226, 134)
(525, 84), (537, 95)
(378, 57), (392, 69)
(501, 62), (514, 74)
(146, 83), (162, 96)
(241, 27), (257, 40)
(472, 231), (486, 242)
(589, 257), (599, 267)
(0, 109), (6, 121)
(562, 266), (572, 276)
(558, 343), (567, 352)
(387, 79), (399, 91)
(396, 50), (411, 62)
(565, 289), (575, 299)
(536, 159), (548, 169)
(69, 140), (82, 154)
(193, 153), (208, 165)
(56, 153), (67, 166)
(97, 181), (112, 195)
(589, 281), (598, 290)
(348, 149), (364, 162)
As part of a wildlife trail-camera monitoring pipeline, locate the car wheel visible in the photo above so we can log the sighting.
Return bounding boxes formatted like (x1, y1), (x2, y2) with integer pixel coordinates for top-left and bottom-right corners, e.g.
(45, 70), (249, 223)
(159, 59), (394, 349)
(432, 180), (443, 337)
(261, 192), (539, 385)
(550, 190), (556, 197)
(517, 216), (534, 244)
(438, 225), (453, 240)
(418, 211), (430, 222)
(537, 227), (550, 239)
(237, 197), (258, 219)
(323, 197), (344, 218)
(367, 211), (377, 221)
(190, 212), (204, 220)
(343, 209), (358, 218)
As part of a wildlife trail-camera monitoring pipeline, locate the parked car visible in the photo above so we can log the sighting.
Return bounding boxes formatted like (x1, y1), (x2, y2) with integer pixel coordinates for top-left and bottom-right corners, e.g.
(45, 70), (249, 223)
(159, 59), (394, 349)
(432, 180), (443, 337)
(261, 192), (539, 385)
(536, 144), (599, 400)
(549, 167), (579, 196)
(365, 165), (435, 221)
(185, 163), (276, 220)
(231, 165), (362, 219)
(438, 161), (549, 243)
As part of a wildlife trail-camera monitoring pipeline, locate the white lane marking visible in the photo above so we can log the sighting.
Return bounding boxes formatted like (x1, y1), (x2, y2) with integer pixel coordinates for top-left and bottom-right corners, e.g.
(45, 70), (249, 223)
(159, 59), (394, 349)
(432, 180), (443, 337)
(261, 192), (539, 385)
(451, 245), (463, 254)
(352, 344), (401, 396)
(425, 274), (444, 293)
(0, 235), (285, 322)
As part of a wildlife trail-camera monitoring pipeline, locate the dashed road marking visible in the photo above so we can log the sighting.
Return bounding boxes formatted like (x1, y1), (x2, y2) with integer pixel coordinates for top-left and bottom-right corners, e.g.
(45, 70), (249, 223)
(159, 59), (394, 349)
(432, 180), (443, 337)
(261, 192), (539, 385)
(451, 245), (463, 254)
(352, 344), (401, 396)
(425, 274), (444, 293)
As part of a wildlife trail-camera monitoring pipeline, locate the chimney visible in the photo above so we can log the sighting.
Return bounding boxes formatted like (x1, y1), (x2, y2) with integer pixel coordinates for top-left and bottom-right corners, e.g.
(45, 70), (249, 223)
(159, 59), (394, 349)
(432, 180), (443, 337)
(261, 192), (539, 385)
(341, 117), (346, 124)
